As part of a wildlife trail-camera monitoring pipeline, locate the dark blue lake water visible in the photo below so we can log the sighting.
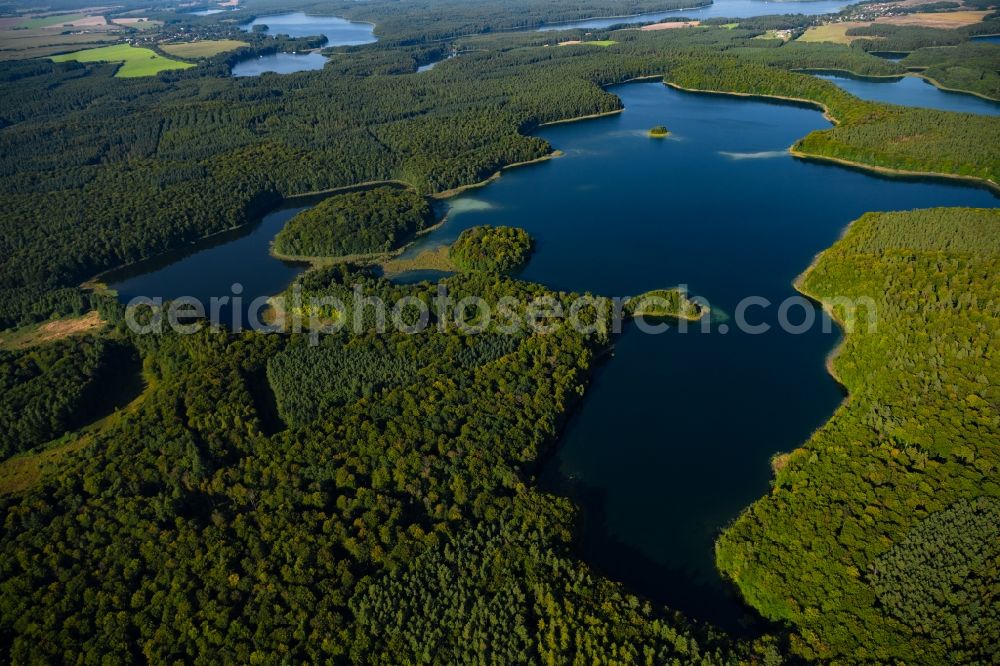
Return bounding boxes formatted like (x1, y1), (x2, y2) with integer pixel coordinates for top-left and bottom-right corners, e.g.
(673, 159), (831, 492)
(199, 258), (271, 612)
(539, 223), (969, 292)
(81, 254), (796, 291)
(109, 81), (998, 628)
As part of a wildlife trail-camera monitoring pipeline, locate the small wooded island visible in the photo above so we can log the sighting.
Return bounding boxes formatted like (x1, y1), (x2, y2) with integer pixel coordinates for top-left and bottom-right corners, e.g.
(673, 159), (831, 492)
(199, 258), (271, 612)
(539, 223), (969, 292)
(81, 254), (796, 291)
(449, 225), (534, 274)
(626, 288), (705, 320)
(649, 125), (670, 138)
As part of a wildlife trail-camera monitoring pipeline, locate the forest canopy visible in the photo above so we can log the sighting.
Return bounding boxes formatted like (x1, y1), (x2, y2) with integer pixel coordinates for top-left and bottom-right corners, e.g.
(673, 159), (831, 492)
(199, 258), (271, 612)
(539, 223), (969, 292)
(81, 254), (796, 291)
(716, 207), (1000, 663)
(449, 225), (534, 274)
(272, 186), (435, 259)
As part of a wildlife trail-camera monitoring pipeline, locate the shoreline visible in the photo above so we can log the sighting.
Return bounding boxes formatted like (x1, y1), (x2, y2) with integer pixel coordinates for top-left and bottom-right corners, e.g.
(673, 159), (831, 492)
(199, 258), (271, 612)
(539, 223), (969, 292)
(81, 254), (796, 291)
(80, 75), (997, 303)
(788, 147), (999, 194)
(431, 150), (566, 199)
(663, 81), (839, 124)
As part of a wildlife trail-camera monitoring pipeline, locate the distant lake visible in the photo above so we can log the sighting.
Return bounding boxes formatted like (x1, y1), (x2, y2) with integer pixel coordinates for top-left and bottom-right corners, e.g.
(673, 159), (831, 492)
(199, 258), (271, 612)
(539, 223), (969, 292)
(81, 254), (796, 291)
(537, 0), (852, 30)
(109, 82), (997, 628)
(393, 82), (998, 628)
(232, 51), (328, 77)
(972, 34), (1000, 44)
(232, 12), (377, 76)
(813, 72), (1000, 116)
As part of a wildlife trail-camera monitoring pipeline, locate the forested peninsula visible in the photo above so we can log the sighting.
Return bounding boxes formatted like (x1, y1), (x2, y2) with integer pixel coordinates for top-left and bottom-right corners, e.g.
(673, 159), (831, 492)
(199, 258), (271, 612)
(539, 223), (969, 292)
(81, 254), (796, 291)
(1, 0), (998, 662)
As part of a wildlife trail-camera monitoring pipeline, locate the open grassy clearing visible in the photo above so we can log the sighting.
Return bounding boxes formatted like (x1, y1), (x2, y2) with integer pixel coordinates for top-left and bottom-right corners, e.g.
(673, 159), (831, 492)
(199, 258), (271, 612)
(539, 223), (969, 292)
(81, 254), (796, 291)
(380, 246), (455, 277)
(877, 10), (990, 28)
(51, 44), (194, 77)
(0, 311), (104, 350)
(798, 22), (873, 44)
(557, 39), (617, 46)
(161, 39), (249, 58)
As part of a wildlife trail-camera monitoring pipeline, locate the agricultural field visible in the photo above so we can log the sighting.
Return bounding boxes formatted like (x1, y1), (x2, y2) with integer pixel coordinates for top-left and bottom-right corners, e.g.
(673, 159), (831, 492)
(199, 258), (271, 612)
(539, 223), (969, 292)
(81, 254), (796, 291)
(0, 311), (104, 351)
(160, 39), (249, 58)
(797, 21), (872, 44)
(51, 44), (194, 77)
(0, 11), (121, 60)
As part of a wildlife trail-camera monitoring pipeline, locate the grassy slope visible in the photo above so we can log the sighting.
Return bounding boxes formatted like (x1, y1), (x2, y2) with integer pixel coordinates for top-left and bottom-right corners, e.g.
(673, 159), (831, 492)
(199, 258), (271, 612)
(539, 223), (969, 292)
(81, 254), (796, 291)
(716, 208), (1000, 663)
(51, 44), (194, 77)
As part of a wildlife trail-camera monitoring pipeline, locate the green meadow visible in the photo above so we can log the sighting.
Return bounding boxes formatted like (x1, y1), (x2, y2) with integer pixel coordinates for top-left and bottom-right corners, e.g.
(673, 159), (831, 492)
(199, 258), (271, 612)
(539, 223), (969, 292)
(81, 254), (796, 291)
(51, 44), (193, 77)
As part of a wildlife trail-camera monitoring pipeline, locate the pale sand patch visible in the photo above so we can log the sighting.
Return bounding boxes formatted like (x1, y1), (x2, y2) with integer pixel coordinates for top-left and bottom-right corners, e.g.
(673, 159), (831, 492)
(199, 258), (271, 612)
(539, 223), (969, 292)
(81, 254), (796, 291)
(876, 10), (990, 28)
(35, 311), (104, 343)
(381, 246), (455, 277)
(558, 40), (582, 45)
(641, 20), (700, 30)
(0, 311), (105, 349)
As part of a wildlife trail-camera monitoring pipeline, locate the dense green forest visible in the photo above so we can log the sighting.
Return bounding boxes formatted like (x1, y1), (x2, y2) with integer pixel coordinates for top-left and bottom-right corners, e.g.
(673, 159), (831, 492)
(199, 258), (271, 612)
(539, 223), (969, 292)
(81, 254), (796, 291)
(0, 336), (130, 458)
(716, 207), (1000, 663)
(449, 225), (534, 274)
(664, 59), (1000, 183)
(272, 187), (434, 259)
(0, 267), (768, 663)
(625, 288), (702, 320)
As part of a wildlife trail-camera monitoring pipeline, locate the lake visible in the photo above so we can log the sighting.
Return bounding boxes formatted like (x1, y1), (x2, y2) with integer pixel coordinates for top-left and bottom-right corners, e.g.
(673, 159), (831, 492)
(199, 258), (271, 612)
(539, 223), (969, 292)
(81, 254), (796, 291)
(108, 200), (313, 327)
(537, 0), (852, 31)
(813, 72), (1000, 115)
(233, 12), (376, 76)
(109, 81), (997, 628)
(232, 52), (328, 77)
(972, 34), (1000, 44)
